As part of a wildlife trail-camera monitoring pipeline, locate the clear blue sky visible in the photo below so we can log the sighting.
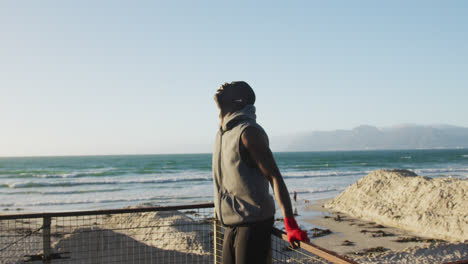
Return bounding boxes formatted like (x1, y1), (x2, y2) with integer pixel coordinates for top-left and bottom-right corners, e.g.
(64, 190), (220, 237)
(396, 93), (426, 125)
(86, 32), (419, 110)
(1, 1), (467, 156)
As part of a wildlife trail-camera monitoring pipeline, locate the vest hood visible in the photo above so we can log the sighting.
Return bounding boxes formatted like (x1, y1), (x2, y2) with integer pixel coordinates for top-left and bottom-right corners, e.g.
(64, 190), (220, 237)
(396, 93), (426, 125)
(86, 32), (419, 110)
(221, 105), (256, 132)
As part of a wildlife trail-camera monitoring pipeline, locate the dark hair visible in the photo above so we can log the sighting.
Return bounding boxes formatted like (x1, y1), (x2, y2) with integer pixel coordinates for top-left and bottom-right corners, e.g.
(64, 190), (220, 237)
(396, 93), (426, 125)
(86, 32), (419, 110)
(229, 81), (256, 105)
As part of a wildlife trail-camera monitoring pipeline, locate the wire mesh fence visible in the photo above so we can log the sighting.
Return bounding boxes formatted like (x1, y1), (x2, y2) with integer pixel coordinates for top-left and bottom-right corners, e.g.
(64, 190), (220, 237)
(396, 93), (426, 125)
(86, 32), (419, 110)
(0, 217), (44, 263)
(0, 204), (215, 264)
(1, 203), (357, 264)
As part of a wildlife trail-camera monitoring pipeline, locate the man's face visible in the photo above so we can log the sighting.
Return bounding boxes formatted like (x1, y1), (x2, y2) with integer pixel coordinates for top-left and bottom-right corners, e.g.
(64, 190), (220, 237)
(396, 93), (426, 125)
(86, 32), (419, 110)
(214, 83), (237, 111)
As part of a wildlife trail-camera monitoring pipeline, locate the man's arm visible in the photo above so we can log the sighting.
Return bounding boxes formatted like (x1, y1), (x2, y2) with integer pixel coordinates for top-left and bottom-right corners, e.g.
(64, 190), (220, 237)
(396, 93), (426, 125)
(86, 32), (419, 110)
(241, 127), (293, 218)
(241, 127), (308, 246)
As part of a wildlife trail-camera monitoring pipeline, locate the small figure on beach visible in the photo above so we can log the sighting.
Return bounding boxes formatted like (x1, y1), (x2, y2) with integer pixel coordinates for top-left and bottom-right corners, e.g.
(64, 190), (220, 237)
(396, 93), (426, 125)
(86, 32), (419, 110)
(293, 190), (297, 202)
(213, 81), (309, 264)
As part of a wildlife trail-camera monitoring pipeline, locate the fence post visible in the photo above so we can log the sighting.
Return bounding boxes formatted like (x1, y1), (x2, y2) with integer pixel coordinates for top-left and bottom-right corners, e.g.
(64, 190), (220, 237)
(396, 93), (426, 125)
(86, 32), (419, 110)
(42, 216), (51, 264)
(213, 216), (223, 264)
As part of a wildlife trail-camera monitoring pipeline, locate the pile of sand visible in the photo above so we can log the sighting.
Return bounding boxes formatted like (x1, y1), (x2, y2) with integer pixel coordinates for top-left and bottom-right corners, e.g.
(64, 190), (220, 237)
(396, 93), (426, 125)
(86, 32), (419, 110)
(44, 209), (212, 263)
(102, 210), (212, 254)
(51, 226), (212, 263)
(325, 169), (468, 242)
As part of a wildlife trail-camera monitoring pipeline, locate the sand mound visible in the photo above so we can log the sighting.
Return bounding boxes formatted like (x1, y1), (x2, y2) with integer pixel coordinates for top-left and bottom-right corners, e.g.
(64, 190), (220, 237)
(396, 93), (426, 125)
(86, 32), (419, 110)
(51, 227), (211, 263)
(102, 210), (211, 254)
(325, 169), (468, 242)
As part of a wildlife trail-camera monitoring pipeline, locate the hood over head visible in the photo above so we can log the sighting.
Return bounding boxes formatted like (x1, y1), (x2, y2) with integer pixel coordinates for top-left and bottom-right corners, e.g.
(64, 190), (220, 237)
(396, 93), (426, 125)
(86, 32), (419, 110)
(221, 105), (256, 132)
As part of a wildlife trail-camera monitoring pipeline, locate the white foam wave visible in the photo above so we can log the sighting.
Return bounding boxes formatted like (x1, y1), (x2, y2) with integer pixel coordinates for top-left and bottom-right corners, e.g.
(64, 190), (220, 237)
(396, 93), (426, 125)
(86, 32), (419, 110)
(32, 168), (118, 178)
(283, 170), (367, 178)
(12, 195), (214, 207)
(42, 188), (123, 195)
(414, 167), (468, 175)
(294, 186), (347, 195)
(7, 175), (213, 188)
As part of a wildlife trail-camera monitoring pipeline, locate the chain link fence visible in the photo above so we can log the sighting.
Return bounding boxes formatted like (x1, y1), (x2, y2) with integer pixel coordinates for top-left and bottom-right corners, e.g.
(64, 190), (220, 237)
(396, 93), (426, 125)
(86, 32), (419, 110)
(1, 203), (357, 264)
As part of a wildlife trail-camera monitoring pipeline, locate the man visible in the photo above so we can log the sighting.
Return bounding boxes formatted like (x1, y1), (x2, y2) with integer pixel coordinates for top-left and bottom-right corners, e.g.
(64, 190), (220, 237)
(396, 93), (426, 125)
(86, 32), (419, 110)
(213, 81), (308, 264)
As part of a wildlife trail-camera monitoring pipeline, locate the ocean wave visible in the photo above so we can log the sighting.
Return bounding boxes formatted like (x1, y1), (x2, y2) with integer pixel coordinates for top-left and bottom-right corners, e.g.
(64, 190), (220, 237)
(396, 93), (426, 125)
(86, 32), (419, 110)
(0, 168), (122, 179)
(35, 170), (125, 179)
(2, 188), (124, 195)
(414, 168), (468, 175)
(283, 170), (367, 179)
(43, 188), (124, 195)
(2, 190), (42, 195)
(134, 169), (163, 174)
(7, 175), (213, 189)
(0, 170), (59, 175)
(291, 164), (336, 169)
(462, 155), (468, 158)
(11, 195), (214, 207)
(0, 170), (66, 178)
(2, 168), (211, 179)
(294, 186), (347, 195)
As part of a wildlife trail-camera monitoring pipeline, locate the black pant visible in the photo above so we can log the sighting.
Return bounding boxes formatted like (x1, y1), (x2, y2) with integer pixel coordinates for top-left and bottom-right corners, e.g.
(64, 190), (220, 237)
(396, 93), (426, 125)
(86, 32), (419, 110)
(222, 218), (273, 264)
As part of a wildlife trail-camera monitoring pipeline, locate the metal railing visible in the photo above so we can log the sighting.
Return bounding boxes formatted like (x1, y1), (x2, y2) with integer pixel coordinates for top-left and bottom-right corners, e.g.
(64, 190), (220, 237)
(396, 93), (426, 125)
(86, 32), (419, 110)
(0, 202), (416, 264)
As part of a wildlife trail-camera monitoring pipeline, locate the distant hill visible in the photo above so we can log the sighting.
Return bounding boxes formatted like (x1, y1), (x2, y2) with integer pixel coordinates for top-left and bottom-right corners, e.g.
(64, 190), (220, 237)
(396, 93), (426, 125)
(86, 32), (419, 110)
(272, 125), (468, 151)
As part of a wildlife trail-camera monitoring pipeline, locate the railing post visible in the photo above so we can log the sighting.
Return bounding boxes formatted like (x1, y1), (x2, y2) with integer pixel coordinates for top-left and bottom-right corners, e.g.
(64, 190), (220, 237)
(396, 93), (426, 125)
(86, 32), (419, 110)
(213, 215), (223, 264)
(42, 216), (51, 264)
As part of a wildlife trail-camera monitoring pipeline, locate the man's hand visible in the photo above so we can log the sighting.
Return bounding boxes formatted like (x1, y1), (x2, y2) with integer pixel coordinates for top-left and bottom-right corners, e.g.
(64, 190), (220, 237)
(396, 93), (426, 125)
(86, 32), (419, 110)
(284, 217), (309, 248)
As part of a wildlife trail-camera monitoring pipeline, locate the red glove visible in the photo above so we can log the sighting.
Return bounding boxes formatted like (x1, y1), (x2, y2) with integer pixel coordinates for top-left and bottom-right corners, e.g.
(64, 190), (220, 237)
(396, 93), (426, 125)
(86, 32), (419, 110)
(284, 217), (309, 245)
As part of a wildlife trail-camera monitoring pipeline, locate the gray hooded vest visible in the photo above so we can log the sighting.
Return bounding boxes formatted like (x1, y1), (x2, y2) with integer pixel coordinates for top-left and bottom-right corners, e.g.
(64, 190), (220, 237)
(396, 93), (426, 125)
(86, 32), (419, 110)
(212, 105), (275, 226)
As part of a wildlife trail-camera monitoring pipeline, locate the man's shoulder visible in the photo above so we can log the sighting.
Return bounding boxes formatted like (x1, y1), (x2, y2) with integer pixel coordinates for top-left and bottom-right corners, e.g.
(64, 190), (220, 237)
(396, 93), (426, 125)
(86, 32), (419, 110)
(241, 123), (269, 147)
(237, 119), (265, 131)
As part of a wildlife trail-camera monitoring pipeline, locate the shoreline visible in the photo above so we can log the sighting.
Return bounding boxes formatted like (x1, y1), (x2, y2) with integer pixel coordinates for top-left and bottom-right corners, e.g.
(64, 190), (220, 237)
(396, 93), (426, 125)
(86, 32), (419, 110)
(302, 199), (468, 263)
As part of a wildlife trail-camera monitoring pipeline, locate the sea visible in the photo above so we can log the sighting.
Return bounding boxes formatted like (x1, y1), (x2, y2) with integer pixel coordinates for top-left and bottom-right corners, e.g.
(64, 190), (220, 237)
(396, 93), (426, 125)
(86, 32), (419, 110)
(1, 149), (467, 214)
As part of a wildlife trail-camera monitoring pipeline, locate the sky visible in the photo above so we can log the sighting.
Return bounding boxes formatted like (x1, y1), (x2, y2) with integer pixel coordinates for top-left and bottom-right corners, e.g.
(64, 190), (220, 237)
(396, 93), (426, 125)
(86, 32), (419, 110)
(1, 1), (467, 156)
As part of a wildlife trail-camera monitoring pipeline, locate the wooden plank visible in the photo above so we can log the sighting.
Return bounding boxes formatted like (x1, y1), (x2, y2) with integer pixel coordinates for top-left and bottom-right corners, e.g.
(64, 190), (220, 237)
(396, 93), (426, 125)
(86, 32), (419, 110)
(443, 260), (468, 264)
(272, 228), (359, 264)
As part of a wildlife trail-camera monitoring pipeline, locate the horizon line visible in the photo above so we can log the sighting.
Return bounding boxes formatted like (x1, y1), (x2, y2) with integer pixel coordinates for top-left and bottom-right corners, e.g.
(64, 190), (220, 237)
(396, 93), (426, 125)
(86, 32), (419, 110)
(0, 147), (465, 158)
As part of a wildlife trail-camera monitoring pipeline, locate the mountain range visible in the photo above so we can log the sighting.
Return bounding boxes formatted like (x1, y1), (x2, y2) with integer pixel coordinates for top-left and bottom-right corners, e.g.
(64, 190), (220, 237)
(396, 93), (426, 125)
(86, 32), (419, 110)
(272, 124), (468, 151)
